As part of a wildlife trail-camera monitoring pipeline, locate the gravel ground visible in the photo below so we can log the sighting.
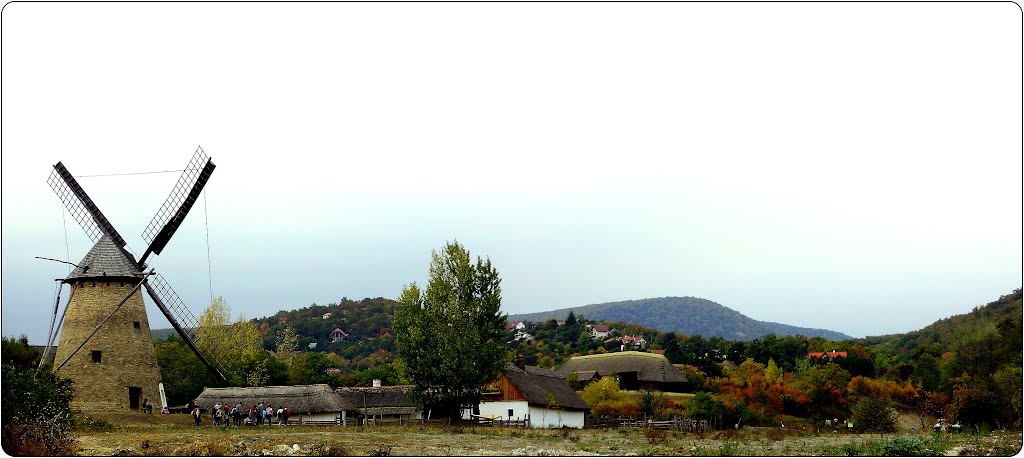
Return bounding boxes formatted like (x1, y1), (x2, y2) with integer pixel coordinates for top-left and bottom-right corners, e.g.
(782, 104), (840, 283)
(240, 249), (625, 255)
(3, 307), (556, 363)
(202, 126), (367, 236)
(71, 413), (1023, 456)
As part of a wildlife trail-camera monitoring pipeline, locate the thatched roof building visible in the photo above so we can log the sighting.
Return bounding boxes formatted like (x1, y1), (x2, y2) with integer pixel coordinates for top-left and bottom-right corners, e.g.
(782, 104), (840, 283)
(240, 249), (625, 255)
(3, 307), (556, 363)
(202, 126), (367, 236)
(195, 384), (350, 416)
(503, 364), (588, 411)
(555, 351), (688, 392)
(335, 385), (421, 417)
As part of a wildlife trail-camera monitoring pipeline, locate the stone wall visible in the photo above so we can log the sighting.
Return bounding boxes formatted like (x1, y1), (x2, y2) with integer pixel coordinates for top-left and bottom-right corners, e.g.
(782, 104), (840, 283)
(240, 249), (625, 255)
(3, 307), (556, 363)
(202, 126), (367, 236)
(53, 280), (163, 413)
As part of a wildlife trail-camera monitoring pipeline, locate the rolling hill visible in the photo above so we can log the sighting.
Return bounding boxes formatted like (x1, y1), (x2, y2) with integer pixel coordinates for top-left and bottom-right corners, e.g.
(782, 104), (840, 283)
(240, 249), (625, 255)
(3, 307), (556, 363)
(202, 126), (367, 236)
(856, 288), (1022, 359)
(507, 296), (853, 341)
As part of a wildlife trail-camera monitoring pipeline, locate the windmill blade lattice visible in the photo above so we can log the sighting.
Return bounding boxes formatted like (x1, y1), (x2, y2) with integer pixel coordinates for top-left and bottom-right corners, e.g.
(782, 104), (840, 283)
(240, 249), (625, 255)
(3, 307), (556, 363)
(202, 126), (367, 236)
(144, 273), (227, 381)
(48, 162), (129, 248)
(140, 147), (216, 264)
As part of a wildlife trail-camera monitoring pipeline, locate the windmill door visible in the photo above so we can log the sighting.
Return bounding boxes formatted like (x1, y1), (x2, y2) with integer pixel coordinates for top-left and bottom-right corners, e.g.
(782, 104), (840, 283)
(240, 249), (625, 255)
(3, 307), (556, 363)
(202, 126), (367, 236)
(129, 387), (142, 410)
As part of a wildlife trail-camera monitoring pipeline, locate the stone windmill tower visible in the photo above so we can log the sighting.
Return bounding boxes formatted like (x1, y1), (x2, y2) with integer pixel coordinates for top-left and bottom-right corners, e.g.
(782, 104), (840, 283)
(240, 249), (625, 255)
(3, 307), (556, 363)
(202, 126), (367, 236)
(45, 148), (226, 413)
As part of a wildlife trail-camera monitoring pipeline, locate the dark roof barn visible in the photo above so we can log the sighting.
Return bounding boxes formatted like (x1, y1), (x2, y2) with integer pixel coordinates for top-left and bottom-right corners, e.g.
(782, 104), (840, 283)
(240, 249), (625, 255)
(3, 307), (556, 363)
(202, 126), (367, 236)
(555, 351), (687, 392)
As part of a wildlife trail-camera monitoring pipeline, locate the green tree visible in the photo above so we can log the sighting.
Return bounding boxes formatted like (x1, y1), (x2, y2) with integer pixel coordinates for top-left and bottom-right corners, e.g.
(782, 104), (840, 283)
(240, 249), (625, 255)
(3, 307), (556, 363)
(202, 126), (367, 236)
(275, 326), (300, 368)
(154, 336), (222, 406)
(639, 389), (667, 419)
(195, 297), (265, 386)
(565, 311), (577, 326)
(766, 358), (784, 384)
(657, 332), (684, 364)
(288, 352), (340, 387)
(685, 391), (726, 426)
(909, 353), (942, 392)
(393, 241), (509, 419)
(802, 362), (851, 420)
(852, 395), (898, 436)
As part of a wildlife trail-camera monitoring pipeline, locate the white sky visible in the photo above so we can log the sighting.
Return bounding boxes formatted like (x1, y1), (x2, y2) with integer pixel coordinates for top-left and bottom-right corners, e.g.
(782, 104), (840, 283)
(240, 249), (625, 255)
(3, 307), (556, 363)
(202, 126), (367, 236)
(2, 2), (1021, 343)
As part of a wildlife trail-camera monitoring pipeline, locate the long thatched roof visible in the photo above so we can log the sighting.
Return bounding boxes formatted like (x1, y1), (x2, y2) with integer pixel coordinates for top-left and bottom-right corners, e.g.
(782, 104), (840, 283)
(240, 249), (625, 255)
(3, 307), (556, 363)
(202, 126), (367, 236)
(336, 385), (421, 416)
(505, 364), (589, 411)
(555, 351), (687, 384)
(196, 384), (351, 414)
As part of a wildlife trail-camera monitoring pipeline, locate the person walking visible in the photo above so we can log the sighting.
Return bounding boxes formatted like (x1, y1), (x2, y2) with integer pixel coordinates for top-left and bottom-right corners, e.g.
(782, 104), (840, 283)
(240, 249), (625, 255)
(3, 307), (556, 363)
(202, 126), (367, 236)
(191, 406), (202, 427)
(213, 402), (222, 426)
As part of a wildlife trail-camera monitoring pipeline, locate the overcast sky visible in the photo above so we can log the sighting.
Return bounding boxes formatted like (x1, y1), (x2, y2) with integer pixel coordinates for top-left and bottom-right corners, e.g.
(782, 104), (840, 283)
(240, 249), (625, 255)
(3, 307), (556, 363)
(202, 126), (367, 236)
(2, 3), (1021, 344)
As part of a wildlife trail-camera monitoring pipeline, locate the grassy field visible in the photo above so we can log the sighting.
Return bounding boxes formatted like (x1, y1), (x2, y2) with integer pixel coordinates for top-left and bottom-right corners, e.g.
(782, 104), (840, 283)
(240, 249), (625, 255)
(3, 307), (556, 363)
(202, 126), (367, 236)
(71, 412), (1022, 456)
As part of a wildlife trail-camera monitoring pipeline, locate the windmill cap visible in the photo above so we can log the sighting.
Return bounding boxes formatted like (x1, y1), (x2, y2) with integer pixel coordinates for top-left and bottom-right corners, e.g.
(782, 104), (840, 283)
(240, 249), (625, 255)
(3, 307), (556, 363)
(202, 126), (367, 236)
(65, 235), (142, 282)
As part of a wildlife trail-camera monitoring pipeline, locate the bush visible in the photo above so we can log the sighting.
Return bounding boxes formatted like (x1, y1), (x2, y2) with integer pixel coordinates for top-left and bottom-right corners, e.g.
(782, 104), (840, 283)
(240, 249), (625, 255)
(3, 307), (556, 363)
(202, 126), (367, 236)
(876, 437), (942, 457)
(1, 362), (76, 455)
(645, 429), (668, 444)
(366, 444), (393, 456)
(853, 395), (898, 434)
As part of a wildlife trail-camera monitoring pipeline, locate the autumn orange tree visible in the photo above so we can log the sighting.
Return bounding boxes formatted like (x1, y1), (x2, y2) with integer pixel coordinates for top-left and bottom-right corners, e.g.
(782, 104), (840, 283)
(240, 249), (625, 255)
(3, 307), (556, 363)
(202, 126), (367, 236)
(715, 359), (802, 425)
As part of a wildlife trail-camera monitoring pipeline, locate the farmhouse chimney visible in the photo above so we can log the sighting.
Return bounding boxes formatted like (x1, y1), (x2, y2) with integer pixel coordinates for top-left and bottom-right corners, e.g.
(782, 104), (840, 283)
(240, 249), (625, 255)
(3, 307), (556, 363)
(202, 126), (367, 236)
(513, 353), (526, 369)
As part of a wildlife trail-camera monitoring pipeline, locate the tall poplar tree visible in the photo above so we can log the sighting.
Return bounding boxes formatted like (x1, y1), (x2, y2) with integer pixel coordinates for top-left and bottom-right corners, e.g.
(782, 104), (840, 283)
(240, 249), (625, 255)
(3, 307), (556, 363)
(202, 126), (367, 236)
(393, 241), (509, 419)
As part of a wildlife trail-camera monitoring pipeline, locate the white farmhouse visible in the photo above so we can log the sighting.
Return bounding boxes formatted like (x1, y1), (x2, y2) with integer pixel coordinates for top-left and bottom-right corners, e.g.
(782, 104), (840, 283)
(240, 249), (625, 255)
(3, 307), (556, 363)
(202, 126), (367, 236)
(464, 361), (588, 428)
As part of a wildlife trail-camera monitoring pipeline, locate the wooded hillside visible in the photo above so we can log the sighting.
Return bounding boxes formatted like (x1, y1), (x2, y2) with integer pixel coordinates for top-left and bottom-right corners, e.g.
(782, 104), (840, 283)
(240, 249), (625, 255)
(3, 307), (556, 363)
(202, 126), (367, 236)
(508, 296), (853, 341)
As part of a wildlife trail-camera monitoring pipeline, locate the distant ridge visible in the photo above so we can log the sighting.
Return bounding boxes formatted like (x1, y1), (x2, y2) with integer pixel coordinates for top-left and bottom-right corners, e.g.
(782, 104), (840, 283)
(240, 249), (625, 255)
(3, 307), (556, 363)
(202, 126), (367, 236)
(507, 296), (853, 341)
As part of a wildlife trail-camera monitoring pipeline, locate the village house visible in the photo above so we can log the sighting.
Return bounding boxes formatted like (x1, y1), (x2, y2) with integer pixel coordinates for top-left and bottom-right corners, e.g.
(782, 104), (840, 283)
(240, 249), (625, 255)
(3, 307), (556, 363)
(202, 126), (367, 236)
(619, 335), (648, 350)
(322, 312), (332, 320)
(465, 359), (589, 428)
(195, 384), (347, 424)
(507, 321), (526, 331)
(329, 327), (349, 343)
(335, 383), (423, 426)
(589, 324), (610, 340)
(808, 350), (847, 361)
(556, 351), (688, 393)
(512, 330), (534, 342)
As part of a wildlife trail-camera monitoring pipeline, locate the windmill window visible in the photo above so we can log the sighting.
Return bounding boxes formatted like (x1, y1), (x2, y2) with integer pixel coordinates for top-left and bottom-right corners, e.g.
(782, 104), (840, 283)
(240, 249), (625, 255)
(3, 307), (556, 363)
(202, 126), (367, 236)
(133, 321), (141, 332)
(91, 350), (102, 363)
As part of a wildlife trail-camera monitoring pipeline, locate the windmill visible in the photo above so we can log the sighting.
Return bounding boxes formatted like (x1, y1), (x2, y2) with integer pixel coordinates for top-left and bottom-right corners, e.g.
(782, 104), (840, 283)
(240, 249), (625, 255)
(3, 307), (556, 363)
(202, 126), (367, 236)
(43, 147), (226, 413)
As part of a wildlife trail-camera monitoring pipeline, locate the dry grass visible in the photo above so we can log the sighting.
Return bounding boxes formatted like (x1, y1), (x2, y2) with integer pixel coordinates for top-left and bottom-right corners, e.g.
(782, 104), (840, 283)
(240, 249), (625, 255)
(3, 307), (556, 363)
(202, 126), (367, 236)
(69, 412), (1023, 456)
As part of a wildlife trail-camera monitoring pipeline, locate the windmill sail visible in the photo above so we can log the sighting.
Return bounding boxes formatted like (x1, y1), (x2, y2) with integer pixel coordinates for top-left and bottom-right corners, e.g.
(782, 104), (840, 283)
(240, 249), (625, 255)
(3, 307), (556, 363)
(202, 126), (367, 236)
(144, 273), (227, 381)
(139, 147), (216, 265)
(48, 148), (228, 383)
(48, 162), (129, 248)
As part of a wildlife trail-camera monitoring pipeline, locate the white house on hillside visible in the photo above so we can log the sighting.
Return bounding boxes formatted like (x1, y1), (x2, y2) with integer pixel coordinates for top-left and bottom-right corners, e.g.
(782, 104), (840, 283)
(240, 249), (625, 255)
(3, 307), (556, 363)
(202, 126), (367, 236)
(589, 324), (610, 340)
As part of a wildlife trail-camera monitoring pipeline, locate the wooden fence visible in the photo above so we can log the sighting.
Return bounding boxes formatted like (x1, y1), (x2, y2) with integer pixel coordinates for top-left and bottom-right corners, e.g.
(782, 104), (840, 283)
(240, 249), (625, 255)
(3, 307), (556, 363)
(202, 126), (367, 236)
(588, 416), (711, 432)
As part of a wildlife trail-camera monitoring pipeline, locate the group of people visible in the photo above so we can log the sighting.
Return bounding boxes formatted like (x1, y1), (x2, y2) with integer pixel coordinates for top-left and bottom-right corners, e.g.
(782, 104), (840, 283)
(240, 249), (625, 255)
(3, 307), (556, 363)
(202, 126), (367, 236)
(189, 400), (291, 427)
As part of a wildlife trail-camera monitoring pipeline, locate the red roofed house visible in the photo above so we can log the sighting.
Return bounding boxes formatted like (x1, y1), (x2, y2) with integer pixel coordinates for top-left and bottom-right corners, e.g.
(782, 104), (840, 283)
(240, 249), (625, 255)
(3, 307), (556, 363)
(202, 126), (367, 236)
(620, 335), (648, 350)
(508, 321), (526, 331)
(330, 328), (349, 343)
(808, 350), (847, 361)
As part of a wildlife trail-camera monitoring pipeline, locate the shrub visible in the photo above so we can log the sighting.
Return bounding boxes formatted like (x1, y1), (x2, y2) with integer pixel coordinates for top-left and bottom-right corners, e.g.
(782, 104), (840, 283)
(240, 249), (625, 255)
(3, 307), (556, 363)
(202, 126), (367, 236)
(645, 429), (668, 444)
(1, 362), (76, 456)
(876, 437), (942, 457)
(852, 396), (898, 434)
(366, 444), (393, 456)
